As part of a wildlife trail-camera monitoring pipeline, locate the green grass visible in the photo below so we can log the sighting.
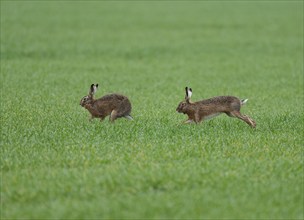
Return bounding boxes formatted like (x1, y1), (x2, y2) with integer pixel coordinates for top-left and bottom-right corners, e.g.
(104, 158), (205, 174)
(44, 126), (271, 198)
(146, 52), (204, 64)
(1, 1), (303, 219)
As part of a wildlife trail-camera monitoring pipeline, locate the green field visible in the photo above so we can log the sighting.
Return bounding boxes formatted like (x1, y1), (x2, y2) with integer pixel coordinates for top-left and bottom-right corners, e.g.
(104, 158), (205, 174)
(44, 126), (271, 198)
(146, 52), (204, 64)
(1, 1), (303, 219)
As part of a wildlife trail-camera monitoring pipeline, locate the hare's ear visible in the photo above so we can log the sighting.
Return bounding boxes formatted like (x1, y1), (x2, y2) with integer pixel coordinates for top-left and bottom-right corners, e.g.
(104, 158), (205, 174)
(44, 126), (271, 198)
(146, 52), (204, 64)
(89, 84), (98, 96)
(188, 88), (192, 98)
(185, 87), (188, 98)
(185, 87), (192, 103)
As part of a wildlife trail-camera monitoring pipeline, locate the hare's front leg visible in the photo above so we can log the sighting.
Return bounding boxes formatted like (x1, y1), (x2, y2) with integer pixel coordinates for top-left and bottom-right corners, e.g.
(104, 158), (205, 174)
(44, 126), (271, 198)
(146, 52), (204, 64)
(184, 113), (198, 124)
(184, 119), (195, 124)
(99, 115), (106, 122)
(184, 115), (196, 124)
(194, 112), (202, 123)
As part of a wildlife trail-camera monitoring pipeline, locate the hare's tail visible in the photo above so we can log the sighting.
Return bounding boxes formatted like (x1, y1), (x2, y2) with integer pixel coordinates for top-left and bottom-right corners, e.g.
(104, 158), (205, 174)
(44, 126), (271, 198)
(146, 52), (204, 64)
(241, 99), (248, 105)
(124, 115), (133, 120)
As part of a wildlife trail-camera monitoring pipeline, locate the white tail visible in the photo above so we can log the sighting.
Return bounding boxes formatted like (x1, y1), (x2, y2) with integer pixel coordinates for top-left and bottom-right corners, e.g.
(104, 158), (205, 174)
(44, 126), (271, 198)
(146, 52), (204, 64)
(241, 99), (248, 105)
(124, 115), (133, 120)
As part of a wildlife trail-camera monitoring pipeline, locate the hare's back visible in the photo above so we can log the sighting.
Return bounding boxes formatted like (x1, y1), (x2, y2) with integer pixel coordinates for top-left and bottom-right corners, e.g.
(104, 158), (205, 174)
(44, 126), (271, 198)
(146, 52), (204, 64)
(200, 96), (240, 105)
(198, 96), (241, 112)
(97, 93), (130, 105)
(99, 94), (128, 102)
(97, 93), (131, 110)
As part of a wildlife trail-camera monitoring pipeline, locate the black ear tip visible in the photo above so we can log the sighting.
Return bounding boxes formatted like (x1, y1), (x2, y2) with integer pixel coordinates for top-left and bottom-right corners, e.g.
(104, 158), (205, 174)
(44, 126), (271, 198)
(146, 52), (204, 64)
(96, 84), (99, 87)
(189, 88), (192, 92)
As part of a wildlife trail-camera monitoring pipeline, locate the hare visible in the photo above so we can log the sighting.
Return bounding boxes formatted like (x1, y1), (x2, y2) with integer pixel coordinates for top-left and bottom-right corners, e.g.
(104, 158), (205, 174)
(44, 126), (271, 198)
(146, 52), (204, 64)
(176, 87), (256, 128)
(80, 84), (133, 122)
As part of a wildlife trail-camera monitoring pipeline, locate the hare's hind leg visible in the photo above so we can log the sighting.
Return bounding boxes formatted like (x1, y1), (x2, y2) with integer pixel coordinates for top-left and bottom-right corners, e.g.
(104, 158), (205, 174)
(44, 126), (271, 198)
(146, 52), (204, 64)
(230, 111), (256, 128)
(117, 105), (133, 121)
(110, 110), (133, 122)
(243, 114), (256, 128)
(110, 110), (118, 122)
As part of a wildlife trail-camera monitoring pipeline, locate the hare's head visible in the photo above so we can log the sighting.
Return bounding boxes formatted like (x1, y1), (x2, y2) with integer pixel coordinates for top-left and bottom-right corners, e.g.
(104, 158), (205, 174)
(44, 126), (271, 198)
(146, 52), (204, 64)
(80, 84), (98, 107)
(176, 87), (192, 113)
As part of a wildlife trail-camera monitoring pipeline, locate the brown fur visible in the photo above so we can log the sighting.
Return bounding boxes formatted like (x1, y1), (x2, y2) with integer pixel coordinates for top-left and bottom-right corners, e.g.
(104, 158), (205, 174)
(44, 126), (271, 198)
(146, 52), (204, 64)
(80, 84), (132, 122)
(176, 88), (256, 128)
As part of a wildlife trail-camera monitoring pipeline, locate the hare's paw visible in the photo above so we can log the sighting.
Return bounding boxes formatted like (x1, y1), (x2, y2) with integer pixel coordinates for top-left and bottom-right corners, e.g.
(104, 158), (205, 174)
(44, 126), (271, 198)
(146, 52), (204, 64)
(184, 119), (195, 124)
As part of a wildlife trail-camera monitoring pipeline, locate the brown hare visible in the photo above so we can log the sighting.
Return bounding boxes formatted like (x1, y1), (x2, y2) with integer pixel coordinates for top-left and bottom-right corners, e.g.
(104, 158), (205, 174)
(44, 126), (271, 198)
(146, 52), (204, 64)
(176, 87), (256, 128)
(80, 84), (133, 122)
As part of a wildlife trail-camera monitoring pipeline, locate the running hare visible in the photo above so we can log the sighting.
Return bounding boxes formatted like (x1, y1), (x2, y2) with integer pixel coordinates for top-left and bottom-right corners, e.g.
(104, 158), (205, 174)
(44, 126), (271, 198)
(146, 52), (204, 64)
(176, 87), (256, 128)
(80, 84), (133, 122)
